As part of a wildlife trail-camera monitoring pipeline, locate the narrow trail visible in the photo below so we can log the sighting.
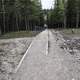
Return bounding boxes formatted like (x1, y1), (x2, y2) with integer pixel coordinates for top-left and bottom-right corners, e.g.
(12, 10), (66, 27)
(13, 29), (79, 80)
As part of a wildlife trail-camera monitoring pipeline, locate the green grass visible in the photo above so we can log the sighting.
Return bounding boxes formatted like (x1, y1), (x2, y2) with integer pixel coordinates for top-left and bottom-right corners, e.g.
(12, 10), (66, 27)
(0, 31), (39, 39)
(60, 28), (80, 38)
(62, 28), (80, 34)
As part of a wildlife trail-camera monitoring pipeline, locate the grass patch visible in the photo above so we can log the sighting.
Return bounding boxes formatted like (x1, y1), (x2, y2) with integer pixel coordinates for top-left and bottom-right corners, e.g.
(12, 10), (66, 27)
(62, 28), (80, 34)
(0, 31), (39, 39)
(60, 28), (80, 38)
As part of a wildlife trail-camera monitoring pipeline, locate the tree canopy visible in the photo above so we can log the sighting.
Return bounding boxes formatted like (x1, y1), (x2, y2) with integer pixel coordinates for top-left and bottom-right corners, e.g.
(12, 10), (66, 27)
(48, 0), (80, 29)
(0, 0), (80, 34)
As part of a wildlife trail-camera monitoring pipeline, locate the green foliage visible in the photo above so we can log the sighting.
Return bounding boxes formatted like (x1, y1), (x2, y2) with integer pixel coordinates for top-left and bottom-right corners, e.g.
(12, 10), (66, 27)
(48, 0), (80, 29)
(0, 0), (44, 34)
(49, 0), (64, 28)
(0, 31), (39, 39)
(66, 0), (77, 28)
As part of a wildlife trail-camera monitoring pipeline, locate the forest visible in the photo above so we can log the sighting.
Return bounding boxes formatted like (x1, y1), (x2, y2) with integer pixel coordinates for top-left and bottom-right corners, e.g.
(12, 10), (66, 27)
(0, 0), (80, 34)
(48, 0), (80, 29)
(0, 0), (44, 34)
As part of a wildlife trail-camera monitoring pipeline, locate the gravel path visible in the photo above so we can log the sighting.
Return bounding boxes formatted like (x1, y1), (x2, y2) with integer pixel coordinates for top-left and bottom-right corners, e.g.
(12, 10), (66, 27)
(12, 29), (80, 80)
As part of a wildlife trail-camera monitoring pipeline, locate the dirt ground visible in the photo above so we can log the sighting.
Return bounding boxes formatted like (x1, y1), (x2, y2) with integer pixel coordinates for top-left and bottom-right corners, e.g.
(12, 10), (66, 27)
(0, 38), (32, 80)
(49, 30), (80, 80)
(60, 31), (80, 56)
(1, 29), (80, 80)
(58, 31), (80, 80)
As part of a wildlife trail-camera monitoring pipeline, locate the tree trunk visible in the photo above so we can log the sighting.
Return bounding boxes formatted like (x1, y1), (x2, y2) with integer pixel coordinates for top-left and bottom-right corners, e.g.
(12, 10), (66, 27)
(0, 26), (1, 35)
(64, 0), (67, 28)
(19, 14), (21, 31)
(7, 13), (9, 32)
(2, 0), (6, 33)
(25, 16), (27, 31)
(76, 0), (79, 28)
(16, 13), (19, 32)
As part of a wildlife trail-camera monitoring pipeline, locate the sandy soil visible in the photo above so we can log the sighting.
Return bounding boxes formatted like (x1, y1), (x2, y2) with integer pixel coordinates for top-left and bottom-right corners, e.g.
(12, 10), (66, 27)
(0, 38), (33, 80)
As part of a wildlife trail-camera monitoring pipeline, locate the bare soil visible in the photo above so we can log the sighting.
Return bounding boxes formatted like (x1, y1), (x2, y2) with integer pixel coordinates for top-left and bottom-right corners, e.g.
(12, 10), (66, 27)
(0, 38), (32, 80)
(60, 32), (80, 56)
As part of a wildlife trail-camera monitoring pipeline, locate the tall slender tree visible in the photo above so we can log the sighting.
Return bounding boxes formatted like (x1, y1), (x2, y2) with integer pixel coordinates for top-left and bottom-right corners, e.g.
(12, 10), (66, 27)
(63, 0), (67, 28)
(76, 0), (79, 28)
(2, 0), (6, 33)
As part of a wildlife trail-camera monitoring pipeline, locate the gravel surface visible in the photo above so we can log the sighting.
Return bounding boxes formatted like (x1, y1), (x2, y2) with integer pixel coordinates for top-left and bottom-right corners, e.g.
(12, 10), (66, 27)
(54, 30), (80, 80)
(2, 30), (80, 80)
(52, 30), (80, 56)
(14, 30), (49, 80)
(0, 38), (32, 80)
(60, 32), (80, 56)
(14, 30), (80, 80)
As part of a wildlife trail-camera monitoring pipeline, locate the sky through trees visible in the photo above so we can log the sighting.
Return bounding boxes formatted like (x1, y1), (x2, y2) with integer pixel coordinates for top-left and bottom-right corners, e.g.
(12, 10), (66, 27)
(41, 0), (54, 9)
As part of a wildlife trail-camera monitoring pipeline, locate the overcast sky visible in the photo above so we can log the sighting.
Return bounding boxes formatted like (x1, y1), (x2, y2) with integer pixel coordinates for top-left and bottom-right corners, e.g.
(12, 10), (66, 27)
(41, 0), (54, 9)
